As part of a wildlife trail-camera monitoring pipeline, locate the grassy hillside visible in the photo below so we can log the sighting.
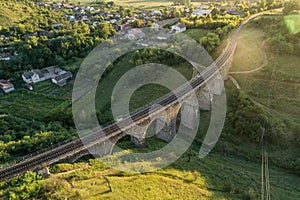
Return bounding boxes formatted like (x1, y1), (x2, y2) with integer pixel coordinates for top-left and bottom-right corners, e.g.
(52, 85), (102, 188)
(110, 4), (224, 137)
(61, 0), (173, 10)
(1, 129), (300, 199)
(0, 0), (34, 27)
(230, 16), (300, 137)
(225, 14), (300, 181)
(0, 0), (67, 29)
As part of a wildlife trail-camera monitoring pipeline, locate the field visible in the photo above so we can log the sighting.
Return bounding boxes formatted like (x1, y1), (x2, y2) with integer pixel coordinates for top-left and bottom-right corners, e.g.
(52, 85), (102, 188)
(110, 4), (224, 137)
(0, 0), (35, 26)
(94, 52), (193, 121)
(56, 0), (206, 10)
(184, 29), (209, 42)
(0, 90), (66, 121)
(45, 0), (173, 10)
(229, 20), (300, 135)
(223, 16), (300, 178)
(2, 129), (300, 199)
(33, 81), (73, 99)
(230, 25), (266, 72)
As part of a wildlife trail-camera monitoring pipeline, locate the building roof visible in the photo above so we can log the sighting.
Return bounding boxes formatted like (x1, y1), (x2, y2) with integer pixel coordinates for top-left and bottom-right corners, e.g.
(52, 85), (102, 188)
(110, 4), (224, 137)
(174, 22), (186, 29)
(127, 29), (145, 38)
(53, 72), (72, 82)
(157, 18), (179, 26)
(33, 70), (45, 78)
(22, 71), (34, 79)
(192, 9), (212, 16)
(0, 80), (14, 89)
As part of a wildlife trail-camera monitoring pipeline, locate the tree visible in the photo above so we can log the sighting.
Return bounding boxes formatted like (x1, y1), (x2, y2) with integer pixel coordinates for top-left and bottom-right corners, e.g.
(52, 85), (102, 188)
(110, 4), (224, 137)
(199, 32), (220, 52)
(283, 0), (300, 15)
(132, 19), (144, 28)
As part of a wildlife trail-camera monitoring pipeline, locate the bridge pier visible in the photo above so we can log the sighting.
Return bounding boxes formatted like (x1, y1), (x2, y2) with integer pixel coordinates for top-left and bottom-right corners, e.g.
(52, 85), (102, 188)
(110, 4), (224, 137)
(197, 86), (213, 111)
(130, 135), (146, 147)
(156, 118), (177, 142)
(66, 139), (117, 163)
(181, 99), (199, 129)
(36, 167), (50, 178)
(128, 124), (148, 147)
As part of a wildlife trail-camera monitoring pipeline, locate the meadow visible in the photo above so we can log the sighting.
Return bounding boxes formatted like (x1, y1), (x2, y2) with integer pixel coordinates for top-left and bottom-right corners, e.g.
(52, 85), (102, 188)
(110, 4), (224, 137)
(0, 90), (66, 121)
(184, 29), (209, 41)
(229, 19), (300, 136)
(2, 126), (300, 199)
(0, 0), (35, 26)
(45, 0), (173, 10)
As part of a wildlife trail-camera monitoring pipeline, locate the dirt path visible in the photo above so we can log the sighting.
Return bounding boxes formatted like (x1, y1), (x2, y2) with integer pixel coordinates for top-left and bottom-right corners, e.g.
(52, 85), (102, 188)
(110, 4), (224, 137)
(230, 39), (269, 74)
(53, 163), (90, 176)
(228, 75), (241, 90)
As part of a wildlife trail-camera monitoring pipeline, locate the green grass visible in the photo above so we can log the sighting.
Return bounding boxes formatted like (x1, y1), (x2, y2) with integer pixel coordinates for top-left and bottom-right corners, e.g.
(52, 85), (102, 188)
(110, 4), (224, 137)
(2, 130), (300, 199)
(230, 21), (300, 133)
(95, 52), (193, 121)
(0, 90), (66, 121)
(55, 0), (205, 10)
(0, 0), (35, 26)
(227, 17), (300, 174)
(184, 29), (209, 42)
(104, 0), (173, 10)
(33, 80), (73, 99)
(0, 0), (66, 27)
(231, 24), (266, 72)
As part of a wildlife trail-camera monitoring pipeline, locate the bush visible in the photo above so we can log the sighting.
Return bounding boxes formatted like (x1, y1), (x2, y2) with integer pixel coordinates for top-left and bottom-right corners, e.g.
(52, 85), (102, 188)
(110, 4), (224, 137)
(241, 188), (256, 200)
(224, 90), (285, 144)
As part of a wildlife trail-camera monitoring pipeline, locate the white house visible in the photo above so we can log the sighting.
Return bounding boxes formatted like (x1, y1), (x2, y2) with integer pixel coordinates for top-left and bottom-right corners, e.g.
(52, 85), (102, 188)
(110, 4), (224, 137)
(125, 29), (145, 40)
(171, 23), (186, 33)
(22, 70), (46, 84)
(152, 23), (161, 31)
(52, 71), (72, 86)
(110, 19), (117, 24)
(191, 9), (212, 17)
(151, 10), (162, 16)
(22, 66), (58, 84)
(0, 53), (11, 61)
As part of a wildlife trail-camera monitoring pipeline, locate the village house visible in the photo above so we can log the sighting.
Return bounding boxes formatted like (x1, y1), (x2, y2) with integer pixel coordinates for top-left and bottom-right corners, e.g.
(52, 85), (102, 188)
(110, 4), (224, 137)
(0, 79), (15, 94)
(152, 23), (161, 31)
(0, 53), (11, 61)
(151, 10), (162, 16)
(227, 8), (245, 16)
(171, 22), (186, 33)
(51, 70), (72, 86)
(22, 66), (72, 86)
(125, 29), (145, 40)
(53, 23), (63, 28)
(22, 70), (47, 84)
(191, 8), (212, 17)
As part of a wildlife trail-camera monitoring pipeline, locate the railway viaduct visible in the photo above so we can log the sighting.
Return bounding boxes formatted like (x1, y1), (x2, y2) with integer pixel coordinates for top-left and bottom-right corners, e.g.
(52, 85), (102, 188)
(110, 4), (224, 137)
(60, 47), (234, 164)
(0, 12), (265, 181)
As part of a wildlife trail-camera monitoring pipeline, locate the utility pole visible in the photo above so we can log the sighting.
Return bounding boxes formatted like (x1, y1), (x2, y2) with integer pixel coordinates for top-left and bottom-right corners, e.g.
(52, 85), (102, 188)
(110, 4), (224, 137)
(260, 125), (271, 200)
(261, 127), (265, 200)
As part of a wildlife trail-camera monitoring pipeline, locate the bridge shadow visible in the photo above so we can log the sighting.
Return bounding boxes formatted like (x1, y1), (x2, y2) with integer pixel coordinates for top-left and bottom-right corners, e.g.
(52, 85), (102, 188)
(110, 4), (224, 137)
(66, 109), (260, 199)
(103, 110), (260, 199)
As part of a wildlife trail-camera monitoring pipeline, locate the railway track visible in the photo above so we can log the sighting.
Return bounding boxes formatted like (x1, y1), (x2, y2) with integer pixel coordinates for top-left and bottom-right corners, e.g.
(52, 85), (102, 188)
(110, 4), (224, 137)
(0, 13), (264, 182)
